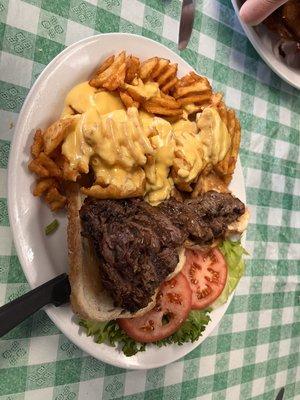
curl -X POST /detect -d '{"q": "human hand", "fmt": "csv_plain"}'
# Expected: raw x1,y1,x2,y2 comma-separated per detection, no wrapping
239,0,289,25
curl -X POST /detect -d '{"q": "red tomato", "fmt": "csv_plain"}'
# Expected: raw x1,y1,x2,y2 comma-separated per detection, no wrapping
118,273,192,343
182,248,227,310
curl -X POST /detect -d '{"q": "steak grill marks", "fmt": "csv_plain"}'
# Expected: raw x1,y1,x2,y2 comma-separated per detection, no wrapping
80,191,245,312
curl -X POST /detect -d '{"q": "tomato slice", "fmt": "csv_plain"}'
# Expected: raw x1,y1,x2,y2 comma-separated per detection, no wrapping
118,273,192,343
182,248,227,310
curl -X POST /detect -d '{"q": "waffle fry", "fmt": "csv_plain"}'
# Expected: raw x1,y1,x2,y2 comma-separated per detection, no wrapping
104,63,126,91
90,51,126,90
177,93,212,106
214,102,241,184
211,92,223,108
143,101,183,117
94,54,114,75
43,118,75,156
33,178,59,197
125,55,140,83
31,129,44,158
122,86,143,103
173,72,212,115
139,57,178,94
173,76,211,98
33,178,66,211
44,187,66,211
28,152,62,178
217,100,228,125
161,77,178,94
156,64,177,88
119,90,139,108
151,58,169,79
142,92,181,117
124,80,158,103
146,94,180,109
182,104,202,117
139,57,159,81
54,153,79,182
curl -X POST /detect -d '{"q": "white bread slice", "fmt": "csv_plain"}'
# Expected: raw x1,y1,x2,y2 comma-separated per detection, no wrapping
66,182,158,322
166,248,185,280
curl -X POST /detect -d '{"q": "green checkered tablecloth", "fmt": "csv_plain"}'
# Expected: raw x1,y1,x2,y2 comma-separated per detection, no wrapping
0,0,299,398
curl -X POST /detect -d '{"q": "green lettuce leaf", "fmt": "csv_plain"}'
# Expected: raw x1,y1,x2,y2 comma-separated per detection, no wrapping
211,240,248,309
79,319,146,357
155,310,210,347
79,309,210,357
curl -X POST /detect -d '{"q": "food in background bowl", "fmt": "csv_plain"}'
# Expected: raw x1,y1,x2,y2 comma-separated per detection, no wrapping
264,0,300,43
264,0,300,67
27,51,249,356
257,0,300,68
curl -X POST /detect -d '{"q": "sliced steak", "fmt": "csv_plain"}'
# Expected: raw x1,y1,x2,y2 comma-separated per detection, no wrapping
80,191,245,312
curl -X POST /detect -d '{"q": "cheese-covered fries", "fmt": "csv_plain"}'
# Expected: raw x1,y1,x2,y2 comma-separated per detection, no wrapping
28,51,242,211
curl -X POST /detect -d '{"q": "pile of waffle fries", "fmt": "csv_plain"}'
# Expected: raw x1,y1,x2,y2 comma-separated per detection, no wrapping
28,51,241,211
89,51,213,120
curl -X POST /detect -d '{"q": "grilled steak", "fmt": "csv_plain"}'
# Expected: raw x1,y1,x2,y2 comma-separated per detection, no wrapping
80,191,245,312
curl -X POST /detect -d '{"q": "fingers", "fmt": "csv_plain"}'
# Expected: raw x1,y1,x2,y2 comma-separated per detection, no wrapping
239,0,288,25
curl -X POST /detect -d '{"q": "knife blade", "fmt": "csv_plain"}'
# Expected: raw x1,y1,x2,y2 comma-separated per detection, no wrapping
178,0,195,50
0,273,70,337
275,388,285,400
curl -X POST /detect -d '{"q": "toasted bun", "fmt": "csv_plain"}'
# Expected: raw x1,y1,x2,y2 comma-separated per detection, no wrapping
66,183,157,322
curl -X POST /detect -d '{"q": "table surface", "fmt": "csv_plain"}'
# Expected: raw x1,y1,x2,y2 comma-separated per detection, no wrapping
0,0,299,399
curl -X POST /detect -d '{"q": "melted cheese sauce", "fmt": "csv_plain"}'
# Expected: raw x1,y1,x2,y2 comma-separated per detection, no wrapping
61,81,231,205
124,78,159,101
62,106,153,192
172,109,231,186
197,108,231,166
62,81,124,116
172,119,202,183
144,118,175,205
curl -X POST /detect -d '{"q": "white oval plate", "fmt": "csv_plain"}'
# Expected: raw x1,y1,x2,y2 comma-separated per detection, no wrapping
8,33,246,370
231,0,300,90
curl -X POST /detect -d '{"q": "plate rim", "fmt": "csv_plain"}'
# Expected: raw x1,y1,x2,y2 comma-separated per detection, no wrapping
230,0,300,90
8,32,246,369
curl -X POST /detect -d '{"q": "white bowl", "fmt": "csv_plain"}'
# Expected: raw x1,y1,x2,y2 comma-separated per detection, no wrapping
8,33,246,369
231,0,300,89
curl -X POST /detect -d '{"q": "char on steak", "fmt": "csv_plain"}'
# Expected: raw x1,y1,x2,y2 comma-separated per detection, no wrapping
80,191,245,312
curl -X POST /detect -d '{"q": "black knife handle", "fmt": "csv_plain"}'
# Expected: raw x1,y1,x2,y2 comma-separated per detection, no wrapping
0,273,70,337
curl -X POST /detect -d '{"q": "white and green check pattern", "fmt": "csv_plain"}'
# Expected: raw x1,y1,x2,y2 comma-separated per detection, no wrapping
0,0,299,399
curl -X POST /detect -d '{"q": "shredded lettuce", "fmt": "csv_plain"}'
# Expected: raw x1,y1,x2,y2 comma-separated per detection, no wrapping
79,309,210,357
212,239,248,309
